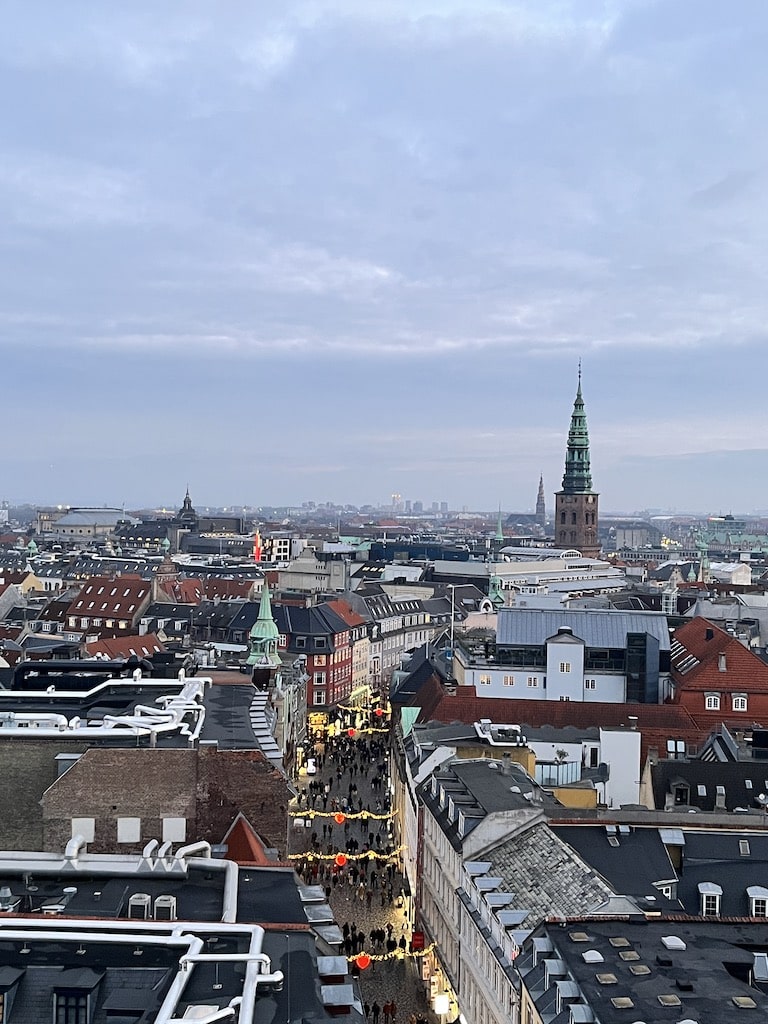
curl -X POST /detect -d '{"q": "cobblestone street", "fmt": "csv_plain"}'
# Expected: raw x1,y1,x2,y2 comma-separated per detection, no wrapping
289,725,437,1024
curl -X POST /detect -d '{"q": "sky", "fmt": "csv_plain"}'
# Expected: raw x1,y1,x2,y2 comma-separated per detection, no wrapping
2,0,768,515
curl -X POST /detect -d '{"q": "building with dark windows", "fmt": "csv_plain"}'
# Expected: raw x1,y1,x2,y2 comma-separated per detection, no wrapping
555,371,600,558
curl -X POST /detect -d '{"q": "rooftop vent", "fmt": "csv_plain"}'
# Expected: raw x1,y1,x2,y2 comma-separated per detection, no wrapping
661,935,686,951
128,893,151,920
154,895,177,921
658,993,682,1007
582,950,603,964
629,964,651,976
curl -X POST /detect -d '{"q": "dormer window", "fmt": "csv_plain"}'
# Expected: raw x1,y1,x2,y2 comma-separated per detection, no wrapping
705,693,720,710
733,694,748,712
748,886,768,917
698,881,722,917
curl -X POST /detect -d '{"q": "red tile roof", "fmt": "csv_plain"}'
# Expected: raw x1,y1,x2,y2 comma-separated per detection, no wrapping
84,633,165,660
324,599,366,628
67,575,151,619
671,617,768,693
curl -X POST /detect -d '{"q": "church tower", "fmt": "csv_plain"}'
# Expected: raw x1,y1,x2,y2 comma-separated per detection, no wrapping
535,476,546,527
554,369,600,558
246,584,282,690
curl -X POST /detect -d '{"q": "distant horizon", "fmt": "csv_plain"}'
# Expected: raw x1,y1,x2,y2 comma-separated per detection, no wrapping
7,495,768,524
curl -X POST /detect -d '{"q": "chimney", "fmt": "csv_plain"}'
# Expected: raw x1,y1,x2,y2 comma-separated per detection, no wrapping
500,752,513,776
628,716,638,730
705,628,714,641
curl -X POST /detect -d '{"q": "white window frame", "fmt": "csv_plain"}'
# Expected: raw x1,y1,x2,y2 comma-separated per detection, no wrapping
527,677,538,688
732,694,748,712
705,693,720,710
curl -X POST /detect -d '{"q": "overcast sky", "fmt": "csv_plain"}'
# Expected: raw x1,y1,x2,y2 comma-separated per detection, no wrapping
2,0,768,515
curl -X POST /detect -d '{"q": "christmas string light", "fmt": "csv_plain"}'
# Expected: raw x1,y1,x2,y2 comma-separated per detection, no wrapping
336,703,389,716
288,845,405,864
349,944,436,968
289,809,395,822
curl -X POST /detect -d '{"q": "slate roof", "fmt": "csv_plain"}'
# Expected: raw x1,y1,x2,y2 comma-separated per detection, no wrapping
486,821,618,926
496,607,671,650
552,825,679,909
651,759,768,812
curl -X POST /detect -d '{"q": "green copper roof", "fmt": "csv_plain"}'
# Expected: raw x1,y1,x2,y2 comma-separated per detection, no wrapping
561,373,593,493
249,585,280,643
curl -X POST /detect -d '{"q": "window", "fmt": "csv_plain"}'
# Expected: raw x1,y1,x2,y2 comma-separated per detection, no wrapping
559,662,571,673
503,675,515,686
314,672,326,686
55,992,87,1024
479,674,492,685
527,677,538,688
705,693,720,710
559,696,571,701
117,817,141,844
313,690,326,706
733,694,748,712
751,898,768,918
315,655,327,666
296,637,306,649
585,679,596,690
316,637,327,648
702,893,720,916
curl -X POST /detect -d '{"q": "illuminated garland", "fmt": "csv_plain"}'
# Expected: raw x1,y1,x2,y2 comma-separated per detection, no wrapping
337,703,389,716
289,845,405,864
350,944,436,969
289,809,395,822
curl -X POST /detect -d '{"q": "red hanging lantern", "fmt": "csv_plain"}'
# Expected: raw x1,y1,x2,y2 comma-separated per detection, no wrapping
334,852,347,867
375,708,384,718
356,953,371,970
347,727,356,738
334,812,346,825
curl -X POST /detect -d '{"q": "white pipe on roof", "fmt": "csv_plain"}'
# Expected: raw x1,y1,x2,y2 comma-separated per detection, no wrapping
65,834,87,861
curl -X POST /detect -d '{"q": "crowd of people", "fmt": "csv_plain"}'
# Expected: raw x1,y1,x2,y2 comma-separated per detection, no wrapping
291,718,433,1022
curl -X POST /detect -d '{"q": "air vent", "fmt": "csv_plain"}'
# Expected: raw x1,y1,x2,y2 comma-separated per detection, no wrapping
676,977,694,992
128,893,151,920
582,950,603,963
656,955,673,967
661,935,686,950
154,895,177,921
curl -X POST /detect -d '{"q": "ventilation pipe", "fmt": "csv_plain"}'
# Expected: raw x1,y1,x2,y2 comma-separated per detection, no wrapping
65,835,87,862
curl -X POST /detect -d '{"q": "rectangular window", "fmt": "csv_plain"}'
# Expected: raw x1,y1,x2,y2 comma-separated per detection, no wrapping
702,894,720,917
585,679,596,690
55,992,87,1024
479,674,491,685
503,675,515,686
296,637,306,649
313,690,326,706
527,677,538,687
559,662,571,673
314,672,326,686
752,898,768,918
705,694,721,710
733,695,748,711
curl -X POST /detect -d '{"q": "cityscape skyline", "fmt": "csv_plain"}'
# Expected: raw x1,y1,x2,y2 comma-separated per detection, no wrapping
2,2,768,509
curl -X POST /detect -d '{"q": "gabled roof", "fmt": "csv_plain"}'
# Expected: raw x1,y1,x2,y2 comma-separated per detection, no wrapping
84,633,165,660
671,617,768,692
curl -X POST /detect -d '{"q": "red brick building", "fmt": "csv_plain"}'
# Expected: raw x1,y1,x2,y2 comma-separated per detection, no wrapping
65,575,152,637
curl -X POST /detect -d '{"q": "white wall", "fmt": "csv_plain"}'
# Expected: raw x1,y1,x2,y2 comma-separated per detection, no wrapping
599,728,642,808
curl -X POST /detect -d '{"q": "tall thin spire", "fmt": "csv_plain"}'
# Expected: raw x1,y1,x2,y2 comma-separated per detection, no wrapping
495,505,504,543
535,475,546,524
561,369,593,493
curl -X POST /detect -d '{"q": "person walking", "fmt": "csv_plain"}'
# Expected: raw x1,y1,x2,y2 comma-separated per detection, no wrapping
372,1003,381,1024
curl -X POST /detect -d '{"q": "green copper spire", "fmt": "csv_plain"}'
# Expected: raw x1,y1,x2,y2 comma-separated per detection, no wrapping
561,365,593,493
246,584,281,667
495,505,504,543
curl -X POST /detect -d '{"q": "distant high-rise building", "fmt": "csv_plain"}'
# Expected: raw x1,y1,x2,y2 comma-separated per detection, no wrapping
405,499,412,513
431,502,439,512
535,475,546,527
413,501,423,513
554,369,600,558
440,502,448,513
